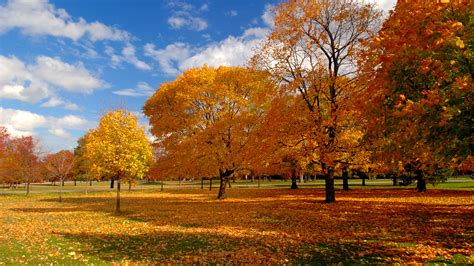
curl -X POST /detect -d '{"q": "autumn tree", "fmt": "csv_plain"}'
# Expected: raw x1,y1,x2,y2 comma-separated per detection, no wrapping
2,136,41,195
359,0,473,191
43,150,75,202
253,0,381,202
84,109,153,212
74,135,93,189
144,66,275,199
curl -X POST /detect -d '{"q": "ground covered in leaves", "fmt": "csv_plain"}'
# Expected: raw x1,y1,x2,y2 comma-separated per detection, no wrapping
0,188,472,264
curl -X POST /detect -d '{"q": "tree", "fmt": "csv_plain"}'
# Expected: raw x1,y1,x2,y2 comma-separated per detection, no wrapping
359,0,473,191
74,135,93,191
84,109,153,212
3,136,40,195
43,150,75,202
144,66,275,199
252,0,381,202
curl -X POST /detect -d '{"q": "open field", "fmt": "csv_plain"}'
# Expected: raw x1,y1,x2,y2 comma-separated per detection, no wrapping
0,187,472,264
1,177,473,194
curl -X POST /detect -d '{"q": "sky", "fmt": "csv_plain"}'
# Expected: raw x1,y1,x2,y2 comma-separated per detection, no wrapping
0,0,396,153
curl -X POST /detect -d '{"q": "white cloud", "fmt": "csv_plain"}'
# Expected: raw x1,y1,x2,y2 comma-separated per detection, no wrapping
144,27,269,75
166,0,208,31
105,44,151,71
144,42,194,75
0,54,104,103
370,0,396,12
261,4,275,27
168,14,208,31
226,10,238,17
0,0,129,42
41,97,79,110
113,82,155,97
0,107,90,141
31,56,103,93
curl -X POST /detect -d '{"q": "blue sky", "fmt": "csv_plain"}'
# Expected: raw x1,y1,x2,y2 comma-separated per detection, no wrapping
0,0,395,153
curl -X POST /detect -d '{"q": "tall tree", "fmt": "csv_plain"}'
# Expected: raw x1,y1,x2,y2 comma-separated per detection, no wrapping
43,150,75,202
252,0,381,202
359,0,473,191
84,109,153,212
144,66,275,199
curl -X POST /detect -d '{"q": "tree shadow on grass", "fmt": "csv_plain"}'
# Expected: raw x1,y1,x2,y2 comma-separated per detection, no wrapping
57,231,264,264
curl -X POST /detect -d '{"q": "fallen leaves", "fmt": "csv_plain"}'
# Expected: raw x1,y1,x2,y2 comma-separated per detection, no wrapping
0,188,472,264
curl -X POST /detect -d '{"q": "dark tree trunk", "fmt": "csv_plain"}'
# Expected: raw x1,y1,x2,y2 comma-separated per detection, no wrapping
74,180,77,186
258,176,260,188
110,179,114,189
116,179,121,213
26,179,30,196
59,177,63,202
342,168,349,191
291,168,298,189
325,177,336,203
201,178,204,189
393,175,397,186
324,165,335,203
228,179,231,188
362,176,366,186
209,178,213,191
128,182,131,192
416,170,426,192
89,180,92,186
217,170,233,199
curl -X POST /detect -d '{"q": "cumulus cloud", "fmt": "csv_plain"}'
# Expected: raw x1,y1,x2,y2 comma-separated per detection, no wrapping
0,0,129,42
226,10,238,17
261,4,275,27
144,42,194,75
105,44,151,71
113,82,155,97
0,107,88,140
0,55,104,103
144,27,269,75
41,97,79,110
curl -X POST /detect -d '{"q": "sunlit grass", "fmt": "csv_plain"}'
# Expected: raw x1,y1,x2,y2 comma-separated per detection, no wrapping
0,188,472,264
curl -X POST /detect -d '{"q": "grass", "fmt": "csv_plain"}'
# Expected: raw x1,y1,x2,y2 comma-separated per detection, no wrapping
0,187,472,264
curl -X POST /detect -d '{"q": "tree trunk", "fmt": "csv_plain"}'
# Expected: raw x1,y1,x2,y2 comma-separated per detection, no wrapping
291,168,298,189
324,165,335,203
299,171,303,183
393,175,398,186
209,178,212,191
110,179,114,189
228,178,232,188
128,182,131,192
416,170,426,192
217,174,231,200
362,175,366,186
325,177,336,203
26,177,30,196
116,179,121,213
89,180,92,186
74,180,77,186
201,178,204,189
251,176,254,182
342,168,349,191
258,176,260,188
59,176,63,202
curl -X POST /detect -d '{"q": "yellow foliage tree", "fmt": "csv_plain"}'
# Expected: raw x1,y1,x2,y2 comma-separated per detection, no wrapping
85,109,153,212
144,66,275,199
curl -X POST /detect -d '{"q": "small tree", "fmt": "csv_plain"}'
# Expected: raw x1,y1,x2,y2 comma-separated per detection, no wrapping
44,150,75,202
85,109,153,212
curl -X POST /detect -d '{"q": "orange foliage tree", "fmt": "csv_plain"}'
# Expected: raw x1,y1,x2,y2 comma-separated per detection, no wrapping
252,0,381,202
359,0,473,191
144,66,275,199
43,150,75,202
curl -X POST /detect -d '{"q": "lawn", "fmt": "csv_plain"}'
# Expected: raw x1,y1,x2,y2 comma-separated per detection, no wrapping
0,187,472,264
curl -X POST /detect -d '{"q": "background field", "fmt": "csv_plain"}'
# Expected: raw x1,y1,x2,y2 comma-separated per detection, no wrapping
0,184,472,264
